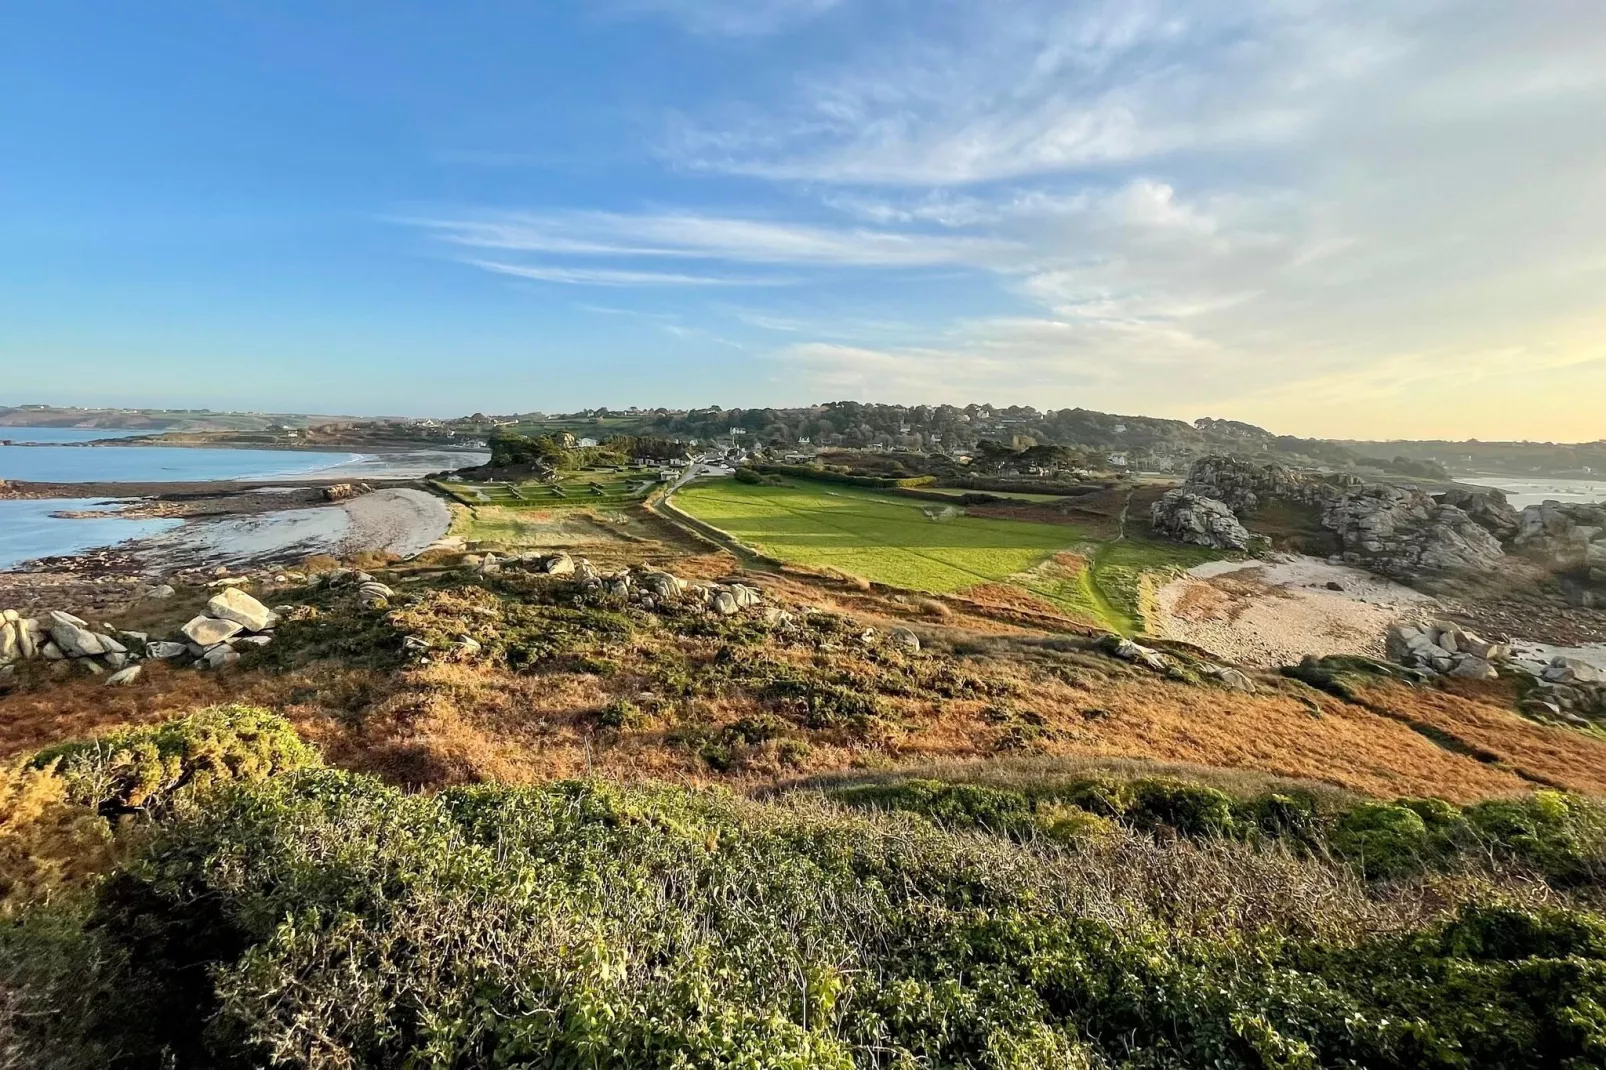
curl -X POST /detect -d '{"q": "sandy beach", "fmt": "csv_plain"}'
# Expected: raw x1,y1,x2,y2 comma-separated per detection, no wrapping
1149,554,1438,667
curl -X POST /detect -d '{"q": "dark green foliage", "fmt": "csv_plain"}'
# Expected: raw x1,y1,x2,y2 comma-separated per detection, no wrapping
751,462,937,489
1125,778,1236,837
1466,791,1606,887
30,705,318,815
827,775,1606,891
12,771,1606,1069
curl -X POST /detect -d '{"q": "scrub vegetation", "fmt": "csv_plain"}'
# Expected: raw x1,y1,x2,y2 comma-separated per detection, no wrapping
3,708,1605,1069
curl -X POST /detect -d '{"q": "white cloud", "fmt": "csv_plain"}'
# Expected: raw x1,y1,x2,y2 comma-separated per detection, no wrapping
612,0,843,37
415,210,1023,269
466,260,781,287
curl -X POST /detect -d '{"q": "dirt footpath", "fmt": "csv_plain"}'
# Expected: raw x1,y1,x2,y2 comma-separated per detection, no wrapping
1149,555,1437,668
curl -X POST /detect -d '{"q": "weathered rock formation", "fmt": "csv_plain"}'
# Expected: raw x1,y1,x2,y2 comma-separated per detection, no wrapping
1323,486,1505,578
0,586,276,684
1149,489,1251,550
1160,456,1515,581
1385,620,1509,680
1512,501,1606,605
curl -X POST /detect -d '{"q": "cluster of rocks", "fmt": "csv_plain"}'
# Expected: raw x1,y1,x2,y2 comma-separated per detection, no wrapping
1385,620,1509,680
0,609,147,685
0,586,281,685
1155,456,1518,579
173,587,281,670
1096,633,1255,692
1513,501,1606,606
1181,456,1326,515
1524,657,1606,727
1321,484,1506,578
1149,490,1252,550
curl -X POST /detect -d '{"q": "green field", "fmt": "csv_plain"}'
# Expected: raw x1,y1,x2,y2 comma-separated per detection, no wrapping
436,469,658,509
675,479,1225,633
914,487,1076,503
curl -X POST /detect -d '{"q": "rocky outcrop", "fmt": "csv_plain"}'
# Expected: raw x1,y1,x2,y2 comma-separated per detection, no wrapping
1511,501,1606,605
1325,487,1505,579
1180,456,1329,515
0,585,277,684
1150,490,1252,550
1166,456,1511,580
1385,620,1509,679
1436,487,1521,541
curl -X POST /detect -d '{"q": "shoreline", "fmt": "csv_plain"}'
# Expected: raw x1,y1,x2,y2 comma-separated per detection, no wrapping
0,485,454,616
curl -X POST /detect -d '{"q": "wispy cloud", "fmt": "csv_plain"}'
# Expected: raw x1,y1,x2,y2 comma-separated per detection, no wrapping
611,0,843,37
416,210,1022,268
467,260,781,287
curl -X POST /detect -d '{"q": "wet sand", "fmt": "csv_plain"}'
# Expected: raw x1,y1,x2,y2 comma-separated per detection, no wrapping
126,488,452,570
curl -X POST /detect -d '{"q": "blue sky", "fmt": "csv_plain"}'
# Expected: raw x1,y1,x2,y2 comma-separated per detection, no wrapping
3,1,1604,439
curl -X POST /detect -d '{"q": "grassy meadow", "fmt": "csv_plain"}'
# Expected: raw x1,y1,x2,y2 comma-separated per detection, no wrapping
674,478,1222,632
436,468,658,509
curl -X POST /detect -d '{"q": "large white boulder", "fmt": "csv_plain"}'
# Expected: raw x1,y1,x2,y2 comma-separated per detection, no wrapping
45,611,108,658
182,615,245,647
206,588,275,632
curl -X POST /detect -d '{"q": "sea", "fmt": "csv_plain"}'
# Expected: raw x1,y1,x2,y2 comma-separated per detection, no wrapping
1460,476,1606,510
0,427,365,570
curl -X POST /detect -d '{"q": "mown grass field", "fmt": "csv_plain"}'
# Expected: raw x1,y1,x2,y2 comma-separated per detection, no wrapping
676,479,1082,589
436,468,658,509
675,479,1225,632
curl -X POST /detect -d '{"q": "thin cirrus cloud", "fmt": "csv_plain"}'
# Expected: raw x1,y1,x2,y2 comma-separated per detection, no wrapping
609,0,844,37
412,0,1606,436
465,260,786,287
413,209,1026,287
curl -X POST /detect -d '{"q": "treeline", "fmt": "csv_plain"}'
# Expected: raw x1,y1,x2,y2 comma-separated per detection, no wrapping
747,463,937,489
487,432,686,471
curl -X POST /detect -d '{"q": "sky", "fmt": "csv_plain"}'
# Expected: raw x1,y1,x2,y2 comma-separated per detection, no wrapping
2,0,1604,440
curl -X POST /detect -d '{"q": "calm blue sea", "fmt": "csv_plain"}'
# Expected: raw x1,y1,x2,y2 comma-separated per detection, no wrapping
0,498,183,570
0,427,362,569
0,428,363,483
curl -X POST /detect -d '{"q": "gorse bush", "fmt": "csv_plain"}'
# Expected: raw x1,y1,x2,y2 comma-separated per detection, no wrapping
5,713,1606,1069
7,771,1604,1069
824,775,1606,889
29,704,319,815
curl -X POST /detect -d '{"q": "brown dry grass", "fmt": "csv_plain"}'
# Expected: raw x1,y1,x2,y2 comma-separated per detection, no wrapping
1353,678,1606,795
0,640,1576,803
6,516,1606,805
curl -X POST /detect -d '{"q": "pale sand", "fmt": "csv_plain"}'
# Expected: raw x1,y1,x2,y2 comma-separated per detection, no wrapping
132,488,451,569
1149,554,1437,668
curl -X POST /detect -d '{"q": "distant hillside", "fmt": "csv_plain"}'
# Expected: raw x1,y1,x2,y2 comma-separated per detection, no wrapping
0,405,373,432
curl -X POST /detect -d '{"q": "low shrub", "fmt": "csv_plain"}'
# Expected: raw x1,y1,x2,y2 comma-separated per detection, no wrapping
30,705,318,816
9,771,1606,1069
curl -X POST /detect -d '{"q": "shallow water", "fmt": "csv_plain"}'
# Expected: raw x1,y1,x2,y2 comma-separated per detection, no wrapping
0,427,147,444
1463,475,1606,509
0,499,182,570
0,433,362,484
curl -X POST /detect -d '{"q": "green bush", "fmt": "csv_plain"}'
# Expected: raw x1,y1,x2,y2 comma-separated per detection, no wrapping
1125,778,1236,837
30,706,318,815
1466,791,1606,886
1331,802,1441,878
12,773,1606,1069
